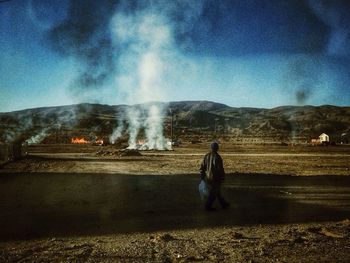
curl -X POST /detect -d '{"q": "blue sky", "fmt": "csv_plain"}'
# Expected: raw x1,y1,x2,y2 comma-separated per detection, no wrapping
1,0,350,112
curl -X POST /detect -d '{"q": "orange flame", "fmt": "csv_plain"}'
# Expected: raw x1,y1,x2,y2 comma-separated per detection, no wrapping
95,139,104,145
71,137,89,144
137,139,145,145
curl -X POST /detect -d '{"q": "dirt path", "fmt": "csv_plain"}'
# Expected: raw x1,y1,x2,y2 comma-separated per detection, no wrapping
0,173,350,262
1,173,349,239
1,144,350,262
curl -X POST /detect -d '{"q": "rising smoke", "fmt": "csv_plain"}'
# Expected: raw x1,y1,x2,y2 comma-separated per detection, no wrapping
0,105,80,144
284,57,319,105
108,1,215,149
42,0,212,150
47,0,118,94
109,6,175,149
103,0,206,149
3,0,209,147
45,0,208,94
26,127,51,144
308,0,350,57
17,0,349,146
109,108,125,145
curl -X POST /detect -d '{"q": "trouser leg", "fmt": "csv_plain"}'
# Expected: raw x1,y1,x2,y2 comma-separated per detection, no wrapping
205,188,216,209
205,183,229,210
217,186,229,208
218,191,228,207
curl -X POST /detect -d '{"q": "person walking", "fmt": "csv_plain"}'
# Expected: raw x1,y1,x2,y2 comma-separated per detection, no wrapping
200,142,229,211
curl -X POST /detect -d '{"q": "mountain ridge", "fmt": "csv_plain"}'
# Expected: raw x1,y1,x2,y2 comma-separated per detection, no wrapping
1,101,349,144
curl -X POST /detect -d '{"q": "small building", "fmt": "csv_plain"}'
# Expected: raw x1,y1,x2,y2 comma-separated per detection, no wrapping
310,133,330,145
319,133,329,143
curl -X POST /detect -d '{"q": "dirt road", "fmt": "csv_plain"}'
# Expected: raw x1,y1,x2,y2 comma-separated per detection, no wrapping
1,173,350,240
1,144,350,262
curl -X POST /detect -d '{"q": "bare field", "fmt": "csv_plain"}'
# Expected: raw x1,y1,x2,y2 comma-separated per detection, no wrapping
1,143,350,262
2,143,350,176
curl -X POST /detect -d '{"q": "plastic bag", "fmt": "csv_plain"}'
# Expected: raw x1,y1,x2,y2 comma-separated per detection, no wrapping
198,180,210,201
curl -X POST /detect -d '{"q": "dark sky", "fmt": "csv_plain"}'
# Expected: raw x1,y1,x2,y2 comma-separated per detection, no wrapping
1,0,349,111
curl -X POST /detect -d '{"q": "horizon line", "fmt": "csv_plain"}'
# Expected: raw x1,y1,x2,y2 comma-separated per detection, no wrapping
1,100,349,114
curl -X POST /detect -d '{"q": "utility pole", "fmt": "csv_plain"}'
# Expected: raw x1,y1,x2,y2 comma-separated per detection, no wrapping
169,108,173,145
214,118,219,134
225,118,229,134
171,112,173,145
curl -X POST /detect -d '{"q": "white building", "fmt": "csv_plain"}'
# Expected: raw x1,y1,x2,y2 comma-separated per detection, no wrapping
319,133,329,143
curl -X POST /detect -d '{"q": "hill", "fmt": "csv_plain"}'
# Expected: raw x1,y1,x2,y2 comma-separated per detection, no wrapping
1,101,349,144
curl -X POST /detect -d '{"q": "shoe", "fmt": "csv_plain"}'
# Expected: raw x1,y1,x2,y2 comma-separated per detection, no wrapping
205,207,216,212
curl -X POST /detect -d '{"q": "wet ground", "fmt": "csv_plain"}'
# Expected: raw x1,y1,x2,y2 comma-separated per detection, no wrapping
1,173,350,240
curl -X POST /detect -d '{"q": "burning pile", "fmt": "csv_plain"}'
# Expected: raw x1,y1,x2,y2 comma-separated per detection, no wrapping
71,137,104,145
71,137,89,144
109,105,172,151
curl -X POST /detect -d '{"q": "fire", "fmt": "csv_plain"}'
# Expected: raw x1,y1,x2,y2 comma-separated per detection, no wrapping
95,139,104,145
137,139,145,146
71,137,89,144
71,137,104,145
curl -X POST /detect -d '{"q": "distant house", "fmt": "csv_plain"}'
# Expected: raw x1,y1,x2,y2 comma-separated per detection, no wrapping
319,133,329,143
310,133,330,145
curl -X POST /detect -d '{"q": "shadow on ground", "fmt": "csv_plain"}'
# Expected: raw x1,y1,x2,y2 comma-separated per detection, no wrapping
0,173,350,241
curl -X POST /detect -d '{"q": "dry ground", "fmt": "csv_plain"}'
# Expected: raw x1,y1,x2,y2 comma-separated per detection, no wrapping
2,143,350,175
1,143,350,262
1,222,350,262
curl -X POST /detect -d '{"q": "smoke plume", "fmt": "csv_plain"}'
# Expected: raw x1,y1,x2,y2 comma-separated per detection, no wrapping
308,0,350,57
106,1,207,149
43,0,210,149
26,127,50,144
283,56,321,105
47,0,119,94
109,110,125,144
111,7,169,149
45,0,208,94
0,105,80,144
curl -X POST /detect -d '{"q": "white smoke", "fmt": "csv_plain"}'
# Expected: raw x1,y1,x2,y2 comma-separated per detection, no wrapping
144,104,167,150
126,107,142,149
109,8,174,150
26,128,50,145
107,1,212,150
3,131,17,144
109,109,125,144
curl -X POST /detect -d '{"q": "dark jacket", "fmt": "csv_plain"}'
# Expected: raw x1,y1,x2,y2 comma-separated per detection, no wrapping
200,152,225,184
